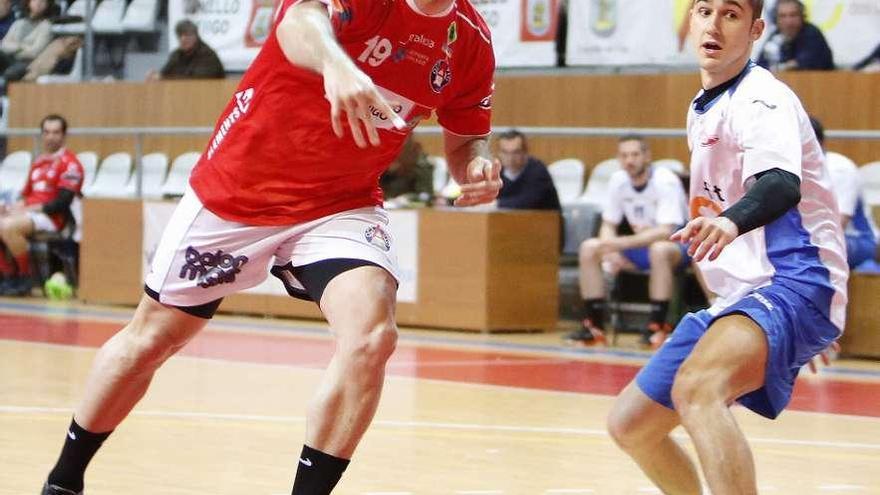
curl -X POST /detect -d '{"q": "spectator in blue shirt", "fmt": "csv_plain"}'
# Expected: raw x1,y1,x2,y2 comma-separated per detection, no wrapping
757,0,834,71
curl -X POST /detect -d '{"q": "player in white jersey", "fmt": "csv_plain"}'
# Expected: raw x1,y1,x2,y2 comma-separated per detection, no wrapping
810,116,878,270
567,135,689,348
606,1,848,494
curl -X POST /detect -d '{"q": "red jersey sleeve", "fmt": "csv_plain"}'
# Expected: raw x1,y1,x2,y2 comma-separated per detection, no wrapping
56,153,85,193
436,37,494,136
20,164,34,198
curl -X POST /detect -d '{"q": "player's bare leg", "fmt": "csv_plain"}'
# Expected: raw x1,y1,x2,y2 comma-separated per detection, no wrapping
43,296,209,493
671,314,768,495
578,238,606,300
0,212,34,255
608,382,702,495
292,265,397,494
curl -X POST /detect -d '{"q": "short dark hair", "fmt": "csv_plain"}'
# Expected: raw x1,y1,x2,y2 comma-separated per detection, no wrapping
809,116,825,145
692,0,764,20
775,0,805,20
618,134,649,152
40,114,67,134
497,129,528,150
175,19,199,37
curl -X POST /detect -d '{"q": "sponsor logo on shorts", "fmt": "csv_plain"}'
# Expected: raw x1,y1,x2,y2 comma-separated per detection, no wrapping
179,246,250,289
749,292,775,311
364,224,391,252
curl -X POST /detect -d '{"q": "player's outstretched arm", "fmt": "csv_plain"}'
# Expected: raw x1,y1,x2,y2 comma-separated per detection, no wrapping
443,132,502,207
276,1,404,147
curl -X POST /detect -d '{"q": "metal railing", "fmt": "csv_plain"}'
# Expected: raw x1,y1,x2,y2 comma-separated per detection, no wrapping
4,125,879,196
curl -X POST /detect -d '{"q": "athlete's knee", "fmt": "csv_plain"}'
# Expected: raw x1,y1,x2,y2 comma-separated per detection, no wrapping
670,365,726,415
579,238,602,262
340,321,398,370
649,241,678,265
111,305,198,372
606,409,642,452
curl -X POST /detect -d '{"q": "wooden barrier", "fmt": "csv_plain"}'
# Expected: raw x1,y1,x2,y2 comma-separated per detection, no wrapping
841,273,880,359
8,71,879,170
79,199,560,332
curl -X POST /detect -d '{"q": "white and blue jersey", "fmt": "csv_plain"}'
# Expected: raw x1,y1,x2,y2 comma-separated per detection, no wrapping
684,63,848,332
636,63,849,419
826,151,879,268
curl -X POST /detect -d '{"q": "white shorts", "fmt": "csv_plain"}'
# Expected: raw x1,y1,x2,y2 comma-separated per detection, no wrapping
29,211,59,234
144,188,400,308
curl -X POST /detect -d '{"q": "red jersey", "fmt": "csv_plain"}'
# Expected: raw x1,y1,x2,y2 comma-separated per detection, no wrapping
21,148,84,229
190,0,495,226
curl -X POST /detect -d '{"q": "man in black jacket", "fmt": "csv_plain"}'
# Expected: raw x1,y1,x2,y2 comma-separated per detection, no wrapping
757,0,834,71
147,19,225,80
496,129,561,211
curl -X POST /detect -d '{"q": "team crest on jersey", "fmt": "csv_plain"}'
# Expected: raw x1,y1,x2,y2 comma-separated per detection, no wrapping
365,224,392,251
430,59,452,93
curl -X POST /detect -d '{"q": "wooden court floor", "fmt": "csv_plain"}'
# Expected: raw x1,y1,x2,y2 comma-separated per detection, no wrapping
1,298,879,494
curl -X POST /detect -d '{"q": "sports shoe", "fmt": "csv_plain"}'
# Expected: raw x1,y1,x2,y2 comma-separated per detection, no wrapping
645,322,673,350
564,319,607,347
0,276,33,296
41,483,82,495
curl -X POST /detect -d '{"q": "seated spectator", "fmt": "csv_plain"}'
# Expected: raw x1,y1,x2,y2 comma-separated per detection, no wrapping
380,134,434,206
566,135,689,349
0,0,53,82
495,129,561,211
757,0,834,71
0,114,84,296
854,42,880,72
147,20,225,81
810,117,878,271
0,0,15,41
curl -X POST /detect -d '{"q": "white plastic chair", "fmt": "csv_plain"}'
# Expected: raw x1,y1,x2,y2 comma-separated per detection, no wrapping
125,152,168,199
428,155,448,193
84,152,132,198
860,161,880,206
548,158,586,204
122,0,159,32
654,158,685,175
161,152,201,197
0,151,34,199
52,0,86,35
76,151,98,188
580,158,621,207
91,0,126,34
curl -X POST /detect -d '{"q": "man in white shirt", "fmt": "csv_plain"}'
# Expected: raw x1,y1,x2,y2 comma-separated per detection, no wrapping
566,135,689,349
606,2,848,494
810,117,878,270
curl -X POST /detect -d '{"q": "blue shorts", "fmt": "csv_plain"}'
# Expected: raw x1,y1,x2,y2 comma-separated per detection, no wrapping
635,284,839,419
846,232,877,269
622,244,691,271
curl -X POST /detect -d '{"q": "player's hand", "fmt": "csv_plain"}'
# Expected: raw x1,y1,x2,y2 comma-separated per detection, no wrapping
455,157,502,207
322,59,406,148
807,341,840,374
672,216,739,262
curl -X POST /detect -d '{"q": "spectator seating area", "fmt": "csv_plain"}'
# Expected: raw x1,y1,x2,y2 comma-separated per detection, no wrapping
0,149,200,201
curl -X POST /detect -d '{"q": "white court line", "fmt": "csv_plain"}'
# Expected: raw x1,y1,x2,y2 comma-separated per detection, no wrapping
3,404,880,452
545,489,596,494
362,492,414,495
455,491,503,495
818,485,867,492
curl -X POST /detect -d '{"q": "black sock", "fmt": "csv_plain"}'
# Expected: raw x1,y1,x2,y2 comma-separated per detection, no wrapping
46,419,113,492
291,445,350,495
649,300,670,327
581,298,606,328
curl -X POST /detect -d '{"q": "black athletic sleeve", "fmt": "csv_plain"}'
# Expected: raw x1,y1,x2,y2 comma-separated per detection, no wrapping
41,189,75,215
720,168,801,235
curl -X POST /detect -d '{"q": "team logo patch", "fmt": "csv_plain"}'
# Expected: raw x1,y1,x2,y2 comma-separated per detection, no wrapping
365,224,392,252
700,135,720,147
179,246,250,289
430,59,452,93
751,99,777,110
